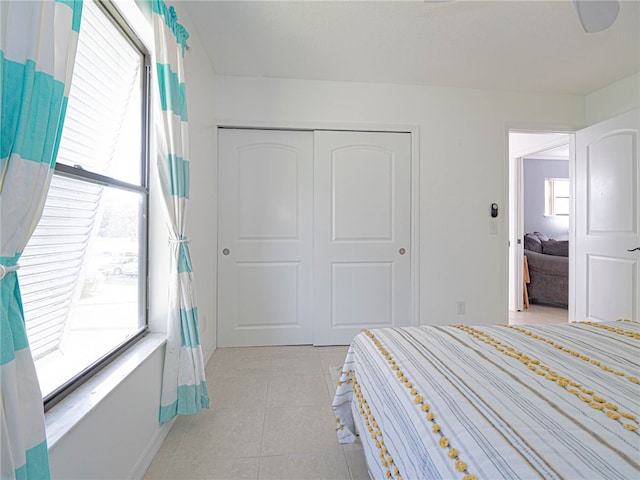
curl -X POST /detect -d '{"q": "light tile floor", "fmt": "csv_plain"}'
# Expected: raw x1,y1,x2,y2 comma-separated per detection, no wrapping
145,305,567,480
144,345,368,480
509,303,568,325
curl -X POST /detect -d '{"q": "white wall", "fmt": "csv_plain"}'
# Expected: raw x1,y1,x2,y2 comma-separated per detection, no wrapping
48,344,167,479
213,76,585,325
585,72,640,125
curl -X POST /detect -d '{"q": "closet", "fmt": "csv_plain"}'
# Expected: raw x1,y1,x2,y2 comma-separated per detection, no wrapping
217,128,411,346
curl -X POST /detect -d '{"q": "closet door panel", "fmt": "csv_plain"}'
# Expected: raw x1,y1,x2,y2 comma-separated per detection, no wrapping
314,131,412,345
217,129,314,347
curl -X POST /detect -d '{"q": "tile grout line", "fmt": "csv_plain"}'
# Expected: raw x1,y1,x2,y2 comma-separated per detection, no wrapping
257,355,275,480
146,345,360,480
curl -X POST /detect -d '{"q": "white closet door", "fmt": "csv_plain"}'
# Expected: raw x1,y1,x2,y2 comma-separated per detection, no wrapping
217,129,314,347
313,131,412,345
574,108,639,322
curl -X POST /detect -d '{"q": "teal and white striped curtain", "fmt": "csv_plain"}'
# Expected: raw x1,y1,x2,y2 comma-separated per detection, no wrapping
151,0,209,423
0,1,83,478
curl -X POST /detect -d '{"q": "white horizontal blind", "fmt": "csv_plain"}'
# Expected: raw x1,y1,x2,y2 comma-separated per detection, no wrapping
21,177,103,359
20,0,144,362
56,0,142,183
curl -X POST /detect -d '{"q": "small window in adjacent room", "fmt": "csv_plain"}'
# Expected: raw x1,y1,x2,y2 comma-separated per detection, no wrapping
19,0,150,408
544,178,570,216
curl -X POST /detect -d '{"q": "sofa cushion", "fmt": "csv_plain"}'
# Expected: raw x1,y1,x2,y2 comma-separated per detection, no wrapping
524,234,543,253
525,250,568,276
525,250,568,307
542,240,569,257
534,231,550,242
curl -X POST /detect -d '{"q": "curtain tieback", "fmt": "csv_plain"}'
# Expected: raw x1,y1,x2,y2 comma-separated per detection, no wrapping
169,238,190,244
0,264,20,280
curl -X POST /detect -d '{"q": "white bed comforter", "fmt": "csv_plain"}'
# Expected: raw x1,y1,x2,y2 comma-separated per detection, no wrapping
332,321,640,480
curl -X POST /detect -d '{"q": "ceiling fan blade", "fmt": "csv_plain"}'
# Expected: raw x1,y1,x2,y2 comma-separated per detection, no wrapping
573,0,620,33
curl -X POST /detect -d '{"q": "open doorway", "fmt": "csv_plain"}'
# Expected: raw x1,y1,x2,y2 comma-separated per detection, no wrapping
508,131,571,325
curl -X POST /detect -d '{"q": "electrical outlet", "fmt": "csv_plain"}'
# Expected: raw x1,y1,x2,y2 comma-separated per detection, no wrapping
456,301,466,315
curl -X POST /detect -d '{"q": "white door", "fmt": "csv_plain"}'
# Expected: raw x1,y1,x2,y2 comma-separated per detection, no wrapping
574,108,640,322
217,129,314,346
313,131,412,345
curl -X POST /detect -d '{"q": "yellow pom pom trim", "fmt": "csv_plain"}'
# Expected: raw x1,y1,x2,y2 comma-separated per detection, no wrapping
365,328,484,480
458,324,639,434
606,411,621,420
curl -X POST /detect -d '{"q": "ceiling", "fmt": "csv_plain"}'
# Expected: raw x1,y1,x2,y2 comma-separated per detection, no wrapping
182,0,640,96
510,132,570,159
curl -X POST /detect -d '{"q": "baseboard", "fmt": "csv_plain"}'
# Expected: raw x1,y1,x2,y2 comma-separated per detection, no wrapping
130,417,175,480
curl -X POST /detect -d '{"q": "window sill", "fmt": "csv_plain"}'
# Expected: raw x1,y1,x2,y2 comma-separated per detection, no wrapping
45,333,166,449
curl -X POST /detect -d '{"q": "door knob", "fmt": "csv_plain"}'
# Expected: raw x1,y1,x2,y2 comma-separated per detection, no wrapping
222,248,230,255
628,247,640,252
399,248,406,255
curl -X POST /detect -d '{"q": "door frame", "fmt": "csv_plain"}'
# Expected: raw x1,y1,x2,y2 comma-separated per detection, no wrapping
214,119,421,346
507,128,574,318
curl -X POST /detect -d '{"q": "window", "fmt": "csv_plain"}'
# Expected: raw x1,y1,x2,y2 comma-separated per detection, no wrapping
19,0,149,407
544,178,570,217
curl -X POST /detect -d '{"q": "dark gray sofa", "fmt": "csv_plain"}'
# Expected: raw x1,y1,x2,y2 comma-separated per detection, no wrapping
524,232,568,308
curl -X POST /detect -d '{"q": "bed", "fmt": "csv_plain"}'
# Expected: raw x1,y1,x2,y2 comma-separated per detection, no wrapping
332,321,639,480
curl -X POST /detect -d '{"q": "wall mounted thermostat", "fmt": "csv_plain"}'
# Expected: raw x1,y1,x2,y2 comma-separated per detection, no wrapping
491,203,498,218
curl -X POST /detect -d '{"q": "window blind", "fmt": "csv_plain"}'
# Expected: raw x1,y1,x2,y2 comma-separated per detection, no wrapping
21,176,102,359
20,0,143,361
